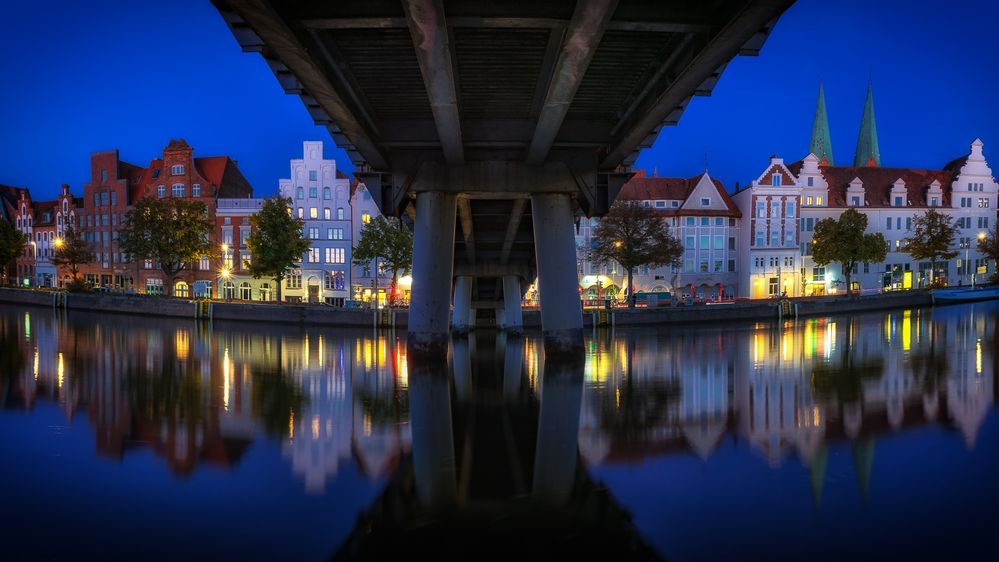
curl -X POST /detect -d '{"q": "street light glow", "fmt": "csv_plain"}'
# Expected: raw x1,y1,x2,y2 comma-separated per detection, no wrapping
53,238,64,249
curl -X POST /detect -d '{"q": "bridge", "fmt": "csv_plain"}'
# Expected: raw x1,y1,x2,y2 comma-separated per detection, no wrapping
212,0,795,352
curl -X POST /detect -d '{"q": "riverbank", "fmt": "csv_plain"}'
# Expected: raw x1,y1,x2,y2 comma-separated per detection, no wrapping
0,287,939,329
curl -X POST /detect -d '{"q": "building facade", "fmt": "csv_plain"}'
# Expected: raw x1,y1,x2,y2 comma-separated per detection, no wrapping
576,171,742,301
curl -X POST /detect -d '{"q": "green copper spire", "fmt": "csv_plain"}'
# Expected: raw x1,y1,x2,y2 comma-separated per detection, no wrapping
853,82,881,167
809,82,834,165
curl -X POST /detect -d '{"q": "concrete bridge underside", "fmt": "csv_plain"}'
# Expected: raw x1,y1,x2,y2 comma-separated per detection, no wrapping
213,0,794,351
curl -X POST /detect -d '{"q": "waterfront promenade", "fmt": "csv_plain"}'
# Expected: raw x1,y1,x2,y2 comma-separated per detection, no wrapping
0,286,935,329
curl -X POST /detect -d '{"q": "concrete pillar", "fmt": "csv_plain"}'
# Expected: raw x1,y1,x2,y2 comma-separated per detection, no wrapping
409,191,457,354
452,275,473,333
532,351,584,505
499,275,524,333
530,193,583,350
409,356,457,511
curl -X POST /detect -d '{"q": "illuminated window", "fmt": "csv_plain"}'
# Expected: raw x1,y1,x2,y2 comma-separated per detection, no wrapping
362,213,371,224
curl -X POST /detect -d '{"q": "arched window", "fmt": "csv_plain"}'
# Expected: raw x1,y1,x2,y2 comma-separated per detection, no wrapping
174,281,189,298
62,200,68,212
239,282,252,300
171,164,185,175
296,187,304,199
222,281,235,300
323,187,331,200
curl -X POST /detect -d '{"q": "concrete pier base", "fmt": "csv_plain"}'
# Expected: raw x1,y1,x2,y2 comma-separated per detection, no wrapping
409,191,457,354
531,193,583,352
498,275,524,333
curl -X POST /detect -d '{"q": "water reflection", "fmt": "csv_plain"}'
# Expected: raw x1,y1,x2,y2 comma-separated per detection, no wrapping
1,302,997,560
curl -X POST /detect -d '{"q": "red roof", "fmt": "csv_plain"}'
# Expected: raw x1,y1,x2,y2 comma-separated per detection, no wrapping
32,201,58,226
617,173,742,218
820,165,955,208
0,184,25,222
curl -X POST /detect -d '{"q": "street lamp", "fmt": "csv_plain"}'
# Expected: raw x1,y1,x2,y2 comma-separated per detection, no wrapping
54,237,64,250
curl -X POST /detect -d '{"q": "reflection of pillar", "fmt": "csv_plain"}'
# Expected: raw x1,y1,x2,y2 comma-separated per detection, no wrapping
409,191,457,353
409,356,457,510
452,336,473,403
532,350,584,505
501,333,524,400
531,193,583,351
499,275,524,333
452,275,473,333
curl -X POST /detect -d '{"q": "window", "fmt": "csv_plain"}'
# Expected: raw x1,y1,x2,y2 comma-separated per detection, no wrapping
700,217,709,226
851,196,860,206
806,196,813,205
713,235,723,249
330,228,344,240
309,187,318,198
771,173,781,186
324,207,331,220
785,201,795,217
979,198,990,208
699,260,709,273
296,187,304,199
930,197,939,207
816,196,823,206
655,201,666,208
101,170,108,182
297,207,304,219
671,201,679,208
304,248,319,263
309,170,317,181
192,184,201,197
240,229,250,247
728,259,736,272
337,207,344,220
199,256,210,271
756,201,766,218
685,235,695,248
145,278,163,295
715,218,724,226
172,184,185,197
894,196,903,207
714,260,723,272
784,229,794,245
323,187,331,200
755,231,765,247
309,207,318,219
362,213,371,224
157,185,166,198
326,247,345,264
700,235,710,249
325,270,345,290
812,267,825,281
770,201,780,217
906,217,912,230
886,217,892,230
94,193,100,207
171,165,184,175
770,230,780,246
807,177,814,187
308,227,319,240
701,197,710,206
729,237,735,250
686,217,695,226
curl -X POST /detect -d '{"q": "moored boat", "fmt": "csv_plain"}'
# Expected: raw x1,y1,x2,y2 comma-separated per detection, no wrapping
931,286,999,304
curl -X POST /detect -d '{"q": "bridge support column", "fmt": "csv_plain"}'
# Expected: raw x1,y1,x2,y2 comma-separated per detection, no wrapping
530,193,583,351
409,191,457,354
498,275,524,333
452,275,473,333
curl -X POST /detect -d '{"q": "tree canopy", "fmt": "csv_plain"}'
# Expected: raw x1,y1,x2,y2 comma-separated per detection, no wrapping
906,208,957,286
247,197,309,301
52,226,92,280
812,208,887,295
591,201,684,307
0,219,28,284
352,216,413,305
119,197,214,296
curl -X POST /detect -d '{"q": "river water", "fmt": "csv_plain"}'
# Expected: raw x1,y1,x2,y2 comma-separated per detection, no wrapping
1,302,997,561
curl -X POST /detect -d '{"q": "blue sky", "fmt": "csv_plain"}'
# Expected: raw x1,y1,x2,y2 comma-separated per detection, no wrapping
1,0,997,199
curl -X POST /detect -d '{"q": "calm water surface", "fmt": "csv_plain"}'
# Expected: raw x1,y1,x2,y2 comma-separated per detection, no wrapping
1,302,998,561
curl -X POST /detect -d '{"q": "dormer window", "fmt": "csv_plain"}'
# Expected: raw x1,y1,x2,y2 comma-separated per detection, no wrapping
700,198,710,206
771,173,780,186
930,197,938,207
851,196,861,206
807,177,814,187
671,201,679,208
655,201,665,208
894,196,903,207
171,165,184,175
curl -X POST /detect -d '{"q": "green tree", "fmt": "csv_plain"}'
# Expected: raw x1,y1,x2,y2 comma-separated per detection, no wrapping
906,209,957,287
352,216,413,307
120,198,214,297
0,220,28,286
52,226,92,281
591,201,684,308
247,197,309,302
979,226,999,284
812,209,887,296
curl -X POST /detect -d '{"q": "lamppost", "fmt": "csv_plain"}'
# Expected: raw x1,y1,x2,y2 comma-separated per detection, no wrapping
220,243,231,300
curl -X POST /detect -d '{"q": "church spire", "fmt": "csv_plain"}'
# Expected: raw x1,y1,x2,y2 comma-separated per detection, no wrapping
809,82,834,165
853,82,881,167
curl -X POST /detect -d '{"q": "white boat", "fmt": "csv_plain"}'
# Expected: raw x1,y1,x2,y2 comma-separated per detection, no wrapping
931,286,999,304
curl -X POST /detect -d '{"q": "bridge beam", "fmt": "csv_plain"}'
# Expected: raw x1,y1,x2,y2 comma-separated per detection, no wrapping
526,0,619,165
409,191,457,354
403,0,464,166
531,193,583,351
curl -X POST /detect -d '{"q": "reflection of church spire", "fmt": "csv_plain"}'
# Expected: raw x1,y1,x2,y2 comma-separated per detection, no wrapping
810,82,834,165
852,437,875,503
853,82,881,167
809,446,829,509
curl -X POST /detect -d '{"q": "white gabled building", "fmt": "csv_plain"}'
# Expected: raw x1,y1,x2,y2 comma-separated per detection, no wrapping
735,139,997,298
279,141,354,304
577,170,742,301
